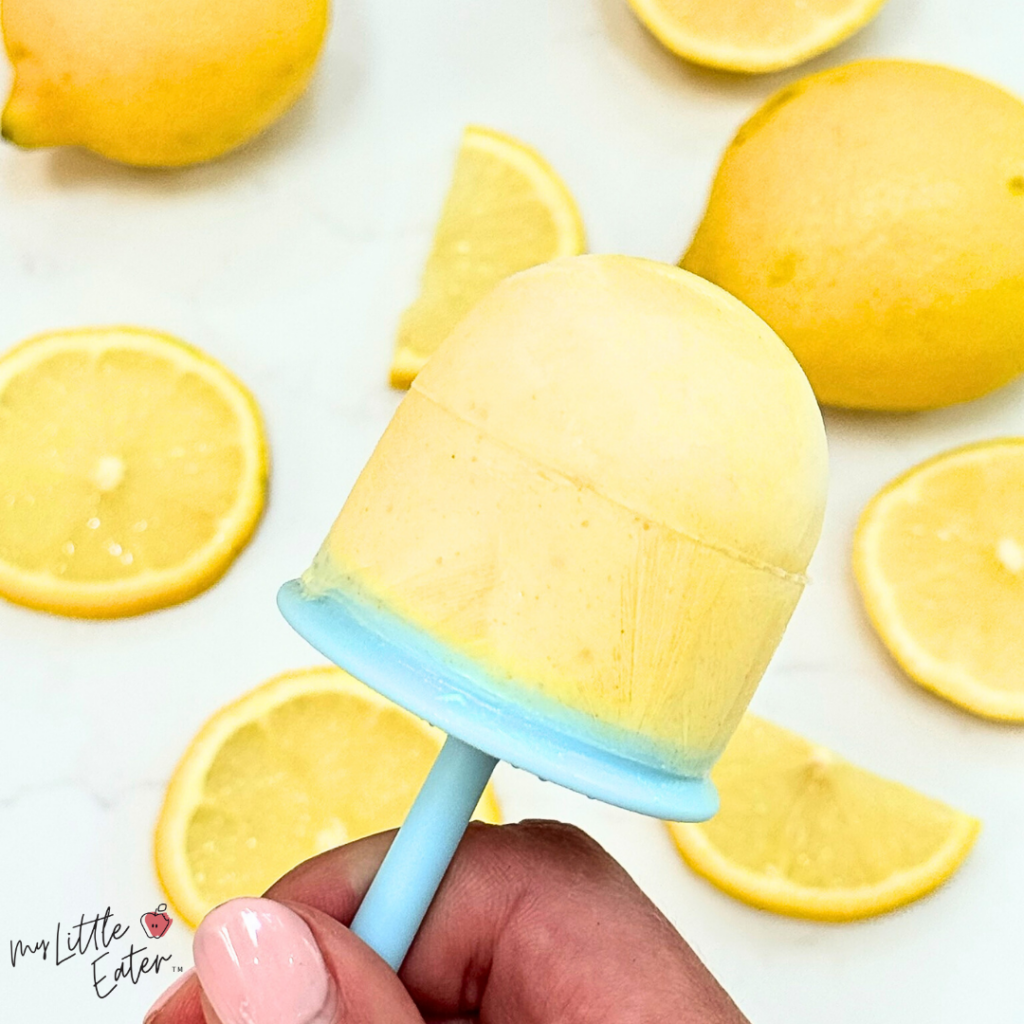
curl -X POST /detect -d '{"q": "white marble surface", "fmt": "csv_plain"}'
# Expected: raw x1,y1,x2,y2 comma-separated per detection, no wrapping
2,0,1023,1019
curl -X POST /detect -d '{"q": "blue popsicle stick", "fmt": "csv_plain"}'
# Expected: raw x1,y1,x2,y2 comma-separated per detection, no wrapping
349,735,498,970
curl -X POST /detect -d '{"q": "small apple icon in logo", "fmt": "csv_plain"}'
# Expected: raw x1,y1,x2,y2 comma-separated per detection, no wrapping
141,903,173,939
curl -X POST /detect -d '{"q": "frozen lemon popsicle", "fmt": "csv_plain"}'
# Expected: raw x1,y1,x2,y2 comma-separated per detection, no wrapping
279,255,827,967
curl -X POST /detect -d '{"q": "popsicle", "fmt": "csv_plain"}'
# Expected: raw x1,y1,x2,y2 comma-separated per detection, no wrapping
279,255,828,967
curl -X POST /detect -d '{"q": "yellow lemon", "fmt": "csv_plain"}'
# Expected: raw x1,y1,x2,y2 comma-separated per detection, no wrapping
668,715,980,921
854,439,1024,721
627,0,888,74
0,327,267,617
682,60,1024,410
391,126,585,389
155,666,502,926
1,0,329,166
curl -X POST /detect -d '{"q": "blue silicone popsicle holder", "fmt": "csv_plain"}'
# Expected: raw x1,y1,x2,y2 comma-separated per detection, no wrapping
277,578,718,969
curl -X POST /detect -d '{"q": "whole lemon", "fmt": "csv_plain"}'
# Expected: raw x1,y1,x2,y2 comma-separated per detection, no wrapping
682,60,1024,411
1,0,329,167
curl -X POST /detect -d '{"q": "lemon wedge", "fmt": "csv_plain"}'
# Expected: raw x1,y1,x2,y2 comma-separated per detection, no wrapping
854,439,1024,721
0,327,267,618
156,666,502,927
668,715,979,920
391,125,585,388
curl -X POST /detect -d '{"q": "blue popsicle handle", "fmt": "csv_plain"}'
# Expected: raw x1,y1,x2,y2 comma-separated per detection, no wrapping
349,734,499,970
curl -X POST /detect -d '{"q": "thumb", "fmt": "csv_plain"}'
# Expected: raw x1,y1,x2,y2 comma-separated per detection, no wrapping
191,897,424,1024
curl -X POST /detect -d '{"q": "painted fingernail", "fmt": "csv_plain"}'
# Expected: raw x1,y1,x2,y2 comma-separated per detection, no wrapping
143,968,194,1022
193,898,337,1024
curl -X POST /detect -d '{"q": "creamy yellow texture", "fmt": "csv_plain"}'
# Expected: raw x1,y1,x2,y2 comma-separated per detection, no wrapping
307,256,827,773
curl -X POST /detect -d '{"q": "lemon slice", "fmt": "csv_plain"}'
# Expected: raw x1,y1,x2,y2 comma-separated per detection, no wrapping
854,439,1024,720
668,716,979,921
627,0,889,73
391,125,585,388
155,666,502,926
0,327,267,618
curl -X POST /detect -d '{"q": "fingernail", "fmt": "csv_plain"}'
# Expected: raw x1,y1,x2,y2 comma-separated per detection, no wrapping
144,968,194,1022
194,898,337,1024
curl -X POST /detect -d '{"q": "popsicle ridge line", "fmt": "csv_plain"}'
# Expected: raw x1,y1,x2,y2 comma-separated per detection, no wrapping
410,382,810,586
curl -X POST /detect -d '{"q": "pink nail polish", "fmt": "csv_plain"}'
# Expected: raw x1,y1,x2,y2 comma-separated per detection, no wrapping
194,898,337,1024
143,968,194,1022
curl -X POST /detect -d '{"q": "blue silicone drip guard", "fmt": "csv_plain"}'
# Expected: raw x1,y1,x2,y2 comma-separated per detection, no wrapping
277,579,718,823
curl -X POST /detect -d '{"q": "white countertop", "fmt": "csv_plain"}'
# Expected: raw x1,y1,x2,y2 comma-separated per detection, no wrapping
2,0,1023,1019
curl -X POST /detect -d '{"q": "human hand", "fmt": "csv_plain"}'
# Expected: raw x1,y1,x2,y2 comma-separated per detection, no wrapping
144,820,748,1024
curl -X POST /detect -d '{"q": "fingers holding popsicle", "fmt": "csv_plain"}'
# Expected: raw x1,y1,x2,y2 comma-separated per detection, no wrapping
146,895,421,1024
146,821,748,1024
203,899,419,1024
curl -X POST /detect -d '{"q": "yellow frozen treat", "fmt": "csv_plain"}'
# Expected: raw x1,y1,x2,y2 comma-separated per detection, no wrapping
303,256,828,777
281,254,827,968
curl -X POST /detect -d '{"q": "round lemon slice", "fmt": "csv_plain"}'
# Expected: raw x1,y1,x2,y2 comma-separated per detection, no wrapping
0,326,267,617
391,125,586,388
626,0,889,74
668,715,979,921
156,666,502,927
854,439,1024,720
